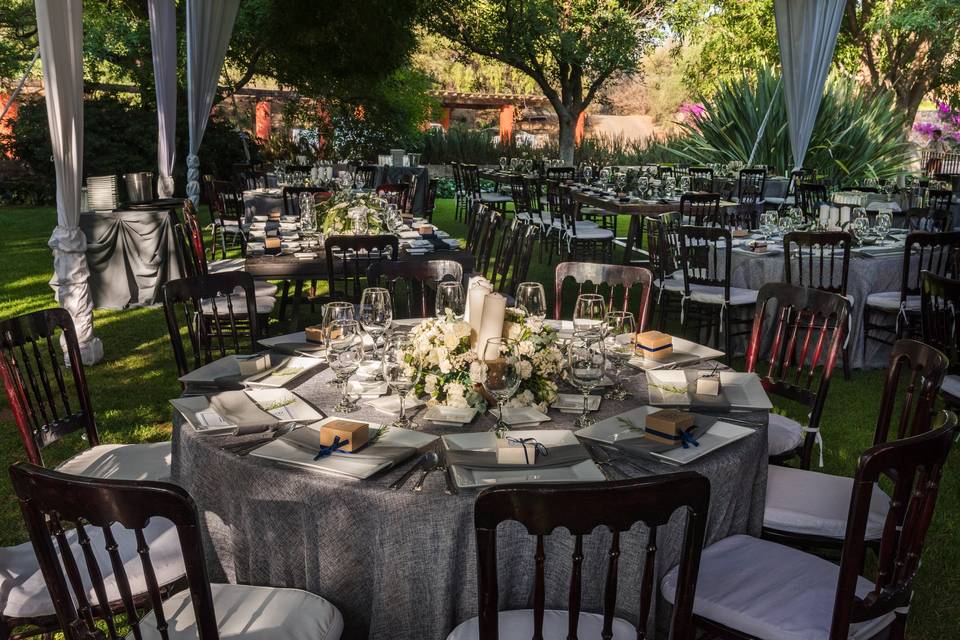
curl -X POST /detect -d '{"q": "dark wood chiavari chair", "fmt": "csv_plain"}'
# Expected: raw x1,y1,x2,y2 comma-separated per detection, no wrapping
646,213,684,330
558,185,614,262
367,260,464,319
921,270,960,408
489,220,538,297
445,474,709,640
324,235,399,303
553,262,654,331
679,192,721,226
423,178,439,222
679,225,757,360
657,165,674,180
464,202,488,255
161,272,264,379
864,231,960,349
906,189,953,233
451,163,468,221
508,175,534,224
795,182,828,220
763,338,947,551
473,206,506,277
737,168,766,205
9,463,343,640
688,166,713,192
463,163,512,212
666,412,957,640
281,186,331,218
209,180,246,260
376,183,412,214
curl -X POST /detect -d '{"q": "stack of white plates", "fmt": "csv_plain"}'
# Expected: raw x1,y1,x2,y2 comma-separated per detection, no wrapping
86,175,118,211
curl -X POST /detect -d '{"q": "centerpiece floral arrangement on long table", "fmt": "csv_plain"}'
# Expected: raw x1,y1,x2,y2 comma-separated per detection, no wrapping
407,277,563,412
314,192,387,236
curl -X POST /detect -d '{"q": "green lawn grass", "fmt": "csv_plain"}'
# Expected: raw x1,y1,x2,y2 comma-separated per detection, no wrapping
0,200,957,639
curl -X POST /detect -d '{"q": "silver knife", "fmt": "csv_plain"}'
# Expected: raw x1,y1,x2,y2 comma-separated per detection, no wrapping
389,454,426,490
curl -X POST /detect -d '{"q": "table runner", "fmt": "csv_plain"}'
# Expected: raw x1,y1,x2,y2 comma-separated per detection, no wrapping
173,363,767,639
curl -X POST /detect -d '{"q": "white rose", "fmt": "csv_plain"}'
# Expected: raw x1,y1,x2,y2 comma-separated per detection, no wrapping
517,340,535,357
518,360,533,379
469,361,487,384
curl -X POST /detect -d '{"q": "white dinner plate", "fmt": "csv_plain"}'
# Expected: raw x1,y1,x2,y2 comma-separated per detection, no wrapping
422,405,479,425
487,406,551,426
552,393,602,413
648,421,756,465
628,336,724,371
171,388,323,436
178,353,298,388
645,370,772,411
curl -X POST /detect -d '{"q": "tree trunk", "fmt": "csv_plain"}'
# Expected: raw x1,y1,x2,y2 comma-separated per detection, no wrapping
894,80,928,132
557,110,575,165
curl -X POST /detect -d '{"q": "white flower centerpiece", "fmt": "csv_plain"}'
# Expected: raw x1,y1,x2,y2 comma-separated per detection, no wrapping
316,192,387,236
407,308,563,412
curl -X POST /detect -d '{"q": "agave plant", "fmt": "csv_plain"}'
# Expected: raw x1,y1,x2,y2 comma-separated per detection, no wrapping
665,66,912,184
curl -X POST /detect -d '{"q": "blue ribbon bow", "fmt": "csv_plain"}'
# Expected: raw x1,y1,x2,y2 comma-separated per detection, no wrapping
679,429,700,449
506,437,548,464
314,436,350,460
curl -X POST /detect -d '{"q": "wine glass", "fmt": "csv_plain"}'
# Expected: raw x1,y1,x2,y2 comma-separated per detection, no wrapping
679,175,691,193
567,331,606,428
381,335,421,429
875,211,892,245
515,282,547,321
759,212,777,242
481,337,522,437
327,320,364,413
602,312,635,400
322,301,356,349
583,165,593,182
435,281,465,319
499,156,508,171
573,293,606,333
359,287,392,363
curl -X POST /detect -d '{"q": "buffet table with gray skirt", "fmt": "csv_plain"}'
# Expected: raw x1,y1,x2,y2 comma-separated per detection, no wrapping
374,165,430,214
173,362,767,640
78,208,184,309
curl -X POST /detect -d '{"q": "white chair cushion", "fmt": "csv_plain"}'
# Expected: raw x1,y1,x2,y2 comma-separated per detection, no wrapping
689,285,758,307
865,292,920,312
552,220,598,230
661,535,895,640
0,518,185,620
767,412,803,457
580,206,614,217
200,295,276,316
253,281,279,297
481,193,512,204
134,584,343,640
207,259,245,274
447,609,635,640
941,374,960,400
572,228,615,241
56,442,171,482
764,465,890,540
654,276,685,293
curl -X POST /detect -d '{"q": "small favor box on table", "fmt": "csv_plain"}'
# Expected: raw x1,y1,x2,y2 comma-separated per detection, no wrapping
695,372,722,396
496,437,542,465
636,331,673,360
319,419,369,452
645,409,695,445
236,353,271,376
304,325,324,343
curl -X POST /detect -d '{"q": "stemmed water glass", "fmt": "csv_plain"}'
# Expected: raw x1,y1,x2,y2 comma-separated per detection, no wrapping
359,287,392,364
327,320,364,413
759,212,777,242
381,335,421,429
573,293,606,333
435,281,465,319
875,211,892,245
515,282,547,321
322,301,356,349
567,331,606,428
481,337,522,437
602,312,635,401
499,156,508,171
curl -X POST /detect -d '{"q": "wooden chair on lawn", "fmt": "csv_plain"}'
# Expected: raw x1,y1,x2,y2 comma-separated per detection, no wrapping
445,474,710,640
646,213,685,331
763,339,948,552
9,463,343,640
324,235,399,303
745,282,849,470
474,207,506,278
489,220,538,297
679,192,721,226
795,182,828,220
367,260,464,319
688,166,713,193
661,412,957,640
553,262,654,332
921,270,960,409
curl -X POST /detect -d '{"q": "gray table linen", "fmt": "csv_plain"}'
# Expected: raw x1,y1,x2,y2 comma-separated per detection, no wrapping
173,362,767,640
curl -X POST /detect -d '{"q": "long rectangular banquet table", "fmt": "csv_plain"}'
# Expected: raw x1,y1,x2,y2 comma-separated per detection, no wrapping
172,344,768,640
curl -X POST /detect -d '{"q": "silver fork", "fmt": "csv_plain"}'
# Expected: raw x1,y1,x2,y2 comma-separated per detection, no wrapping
591,443,649,475
584,443,627,480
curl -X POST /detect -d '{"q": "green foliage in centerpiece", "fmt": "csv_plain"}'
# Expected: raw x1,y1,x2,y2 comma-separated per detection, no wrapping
407,309,563,412
316,192,388,236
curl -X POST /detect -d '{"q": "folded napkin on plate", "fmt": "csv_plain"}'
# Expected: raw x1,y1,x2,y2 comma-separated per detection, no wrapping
444,442,589,470
347,379,388,398
208,392,277,435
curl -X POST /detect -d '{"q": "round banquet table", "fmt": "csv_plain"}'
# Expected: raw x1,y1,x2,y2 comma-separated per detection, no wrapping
728,247,903,369
172,360,767,640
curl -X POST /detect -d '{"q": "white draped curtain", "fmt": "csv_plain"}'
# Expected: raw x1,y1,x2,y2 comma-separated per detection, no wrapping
36,0,102,365
774,0,846,170
186,0,241,204
148,0,177,198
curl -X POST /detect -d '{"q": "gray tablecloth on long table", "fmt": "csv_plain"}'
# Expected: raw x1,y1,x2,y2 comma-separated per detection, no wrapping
243,188,283,220
173,363,767,640
374,165,429,214
78,208,184,309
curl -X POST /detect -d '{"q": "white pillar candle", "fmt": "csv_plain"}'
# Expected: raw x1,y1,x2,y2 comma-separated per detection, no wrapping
476,293,507,357
465,276,493,336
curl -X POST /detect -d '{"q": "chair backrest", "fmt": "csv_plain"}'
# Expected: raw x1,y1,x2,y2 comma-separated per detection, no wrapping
921,270,960,372
509,175,530,214
181,199,212,275
0,308,98,467
899,231,960,301
10,462,220,640
928,189,952,215
324,235,400,303
376,183,411,213
367,260,464,319
872,339,948,446
212,180,244,226
424,178,439,221
657,165,674,180
783,231,852,295
558,185,580,236
679,225,732,297
281,186,331,218
489,220,537,296
554,262,653,330
451,162,464,194
679,192,721,226
746,283,849,468
737,168,766,205
355,165,377,189
473,474,709,640
830,415,957,639
645,214,676,284
688,166,713,192
795,182,828,219
161,272,260,379
476,207,506,277
461,164,481,199
465,202,488,254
